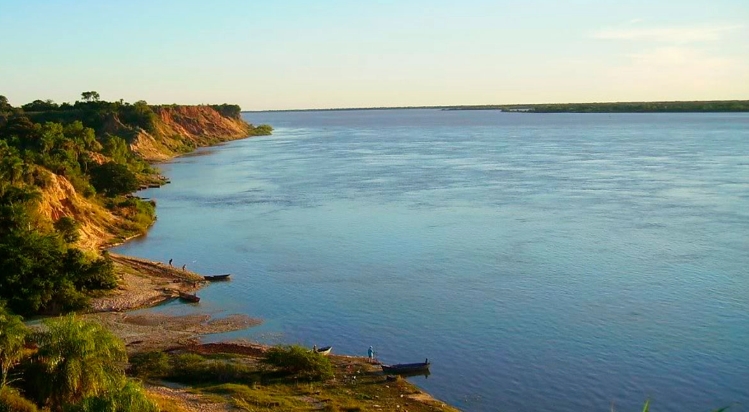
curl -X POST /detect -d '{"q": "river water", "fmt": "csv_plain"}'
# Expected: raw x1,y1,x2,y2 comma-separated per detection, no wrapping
115,110,749,411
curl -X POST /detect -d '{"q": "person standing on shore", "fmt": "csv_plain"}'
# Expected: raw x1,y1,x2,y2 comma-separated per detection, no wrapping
368,346,374,363
182,264,186,271
169,258,173,266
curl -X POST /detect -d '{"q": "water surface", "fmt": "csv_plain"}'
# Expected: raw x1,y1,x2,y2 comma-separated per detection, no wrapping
117,110,749,411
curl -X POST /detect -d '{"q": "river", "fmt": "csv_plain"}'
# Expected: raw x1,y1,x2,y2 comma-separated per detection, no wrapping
115,110,749,411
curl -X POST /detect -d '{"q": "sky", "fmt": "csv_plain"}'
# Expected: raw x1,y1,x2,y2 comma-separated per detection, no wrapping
1,0,747,110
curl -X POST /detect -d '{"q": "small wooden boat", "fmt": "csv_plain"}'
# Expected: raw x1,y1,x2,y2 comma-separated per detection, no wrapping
204,274,231,281
314,346,332,356
381,359,430,374
178,292,200,303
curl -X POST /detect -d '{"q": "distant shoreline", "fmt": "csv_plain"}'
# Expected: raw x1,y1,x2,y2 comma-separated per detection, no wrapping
245,99,749,114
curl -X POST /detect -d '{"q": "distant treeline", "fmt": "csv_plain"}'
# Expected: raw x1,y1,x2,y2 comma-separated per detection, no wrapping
444,100,749,113
252,100,749,113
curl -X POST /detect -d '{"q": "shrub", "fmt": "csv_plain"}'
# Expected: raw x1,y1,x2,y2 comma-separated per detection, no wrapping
251,124,273,136
128,352,169,379
262,345,334,381
54,216,80,243
0,387,38,412
62,380,158,412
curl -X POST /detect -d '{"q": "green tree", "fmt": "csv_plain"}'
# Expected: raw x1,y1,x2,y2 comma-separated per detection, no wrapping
0,305,29,388
54,217,80,244
89,162,138,197
21,100,59,112
0,142,24,185
100,135,130,164
0,96,12,113
80,92,100,103
35,315,127,409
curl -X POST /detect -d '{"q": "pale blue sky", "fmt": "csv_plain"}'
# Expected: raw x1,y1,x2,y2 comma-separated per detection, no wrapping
1,0,747,110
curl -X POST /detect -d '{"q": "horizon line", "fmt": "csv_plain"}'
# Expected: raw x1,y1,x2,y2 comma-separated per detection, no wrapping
244,98,749,113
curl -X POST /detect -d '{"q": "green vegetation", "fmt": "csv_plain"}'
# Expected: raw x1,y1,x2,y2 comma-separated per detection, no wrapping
209,103,242,119
1,91,265,316
33,314,127,407
444,100,749,113
0,309,155,412
131,351,261,385
128,346,455,412
262,344,334,380
0,308,28,388
0,386,39,412
89,162,139,196
0,185,117,315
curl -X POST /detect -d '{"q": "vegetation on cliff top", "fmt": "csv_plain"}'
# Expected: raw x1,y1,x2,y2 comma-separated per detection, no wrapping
0,92,270,316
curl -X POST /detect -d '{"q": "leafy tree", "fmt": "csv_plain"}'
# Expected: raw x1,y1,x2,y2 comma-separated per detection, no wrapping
35,315,127,409
210,104,242,119
89,162,138,197
80,92,100,103
0,142,24,185
100,135,130,164
21,100,59,112
262,345,334,380
0,305,29,388
0,96,12,113
54,217,80,244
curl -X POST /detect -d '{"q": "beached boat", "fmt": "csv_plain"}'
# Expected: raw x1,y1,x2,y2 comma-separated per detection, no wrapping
314,346,332,355
178,292,200,303
204,274,231,281
381,359,430,374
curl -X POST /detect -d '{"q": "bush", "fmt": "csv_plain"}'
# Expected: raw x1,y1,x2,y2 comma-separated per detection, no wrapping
54,216,80,243
129,352,169,379
0,387,38,412
251,124,273,136
262,345,334,381
169,353,259,385
62,380,158,412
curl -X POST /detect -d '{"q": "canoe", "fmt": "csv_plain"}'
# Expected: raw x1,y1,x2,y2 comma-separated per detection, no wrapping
381,359,430,374
178,292,200,303
204,274,231,281
314,346,332,356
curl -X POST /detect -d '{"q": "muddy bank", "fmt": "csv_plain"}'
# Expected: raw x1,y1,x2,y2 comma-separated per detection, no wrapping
90,253,206,312
88,312,262,354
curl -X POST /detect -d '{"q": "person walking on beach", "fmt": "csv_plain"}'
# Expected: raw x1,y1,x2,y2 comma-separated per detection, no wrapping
182,264,186,271
169,258,173,266
368,346,374,363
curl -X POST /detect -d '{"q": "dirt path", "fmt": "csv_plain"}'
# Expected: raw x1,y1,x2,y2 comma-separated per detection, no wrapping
146,385,235,412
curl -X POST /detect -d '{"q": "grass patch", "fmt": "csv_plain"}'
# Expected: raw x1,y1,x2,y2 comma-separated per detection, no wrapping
129,349,458,412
